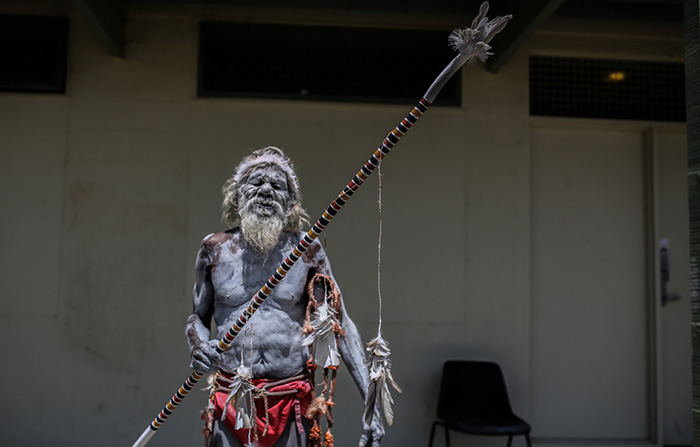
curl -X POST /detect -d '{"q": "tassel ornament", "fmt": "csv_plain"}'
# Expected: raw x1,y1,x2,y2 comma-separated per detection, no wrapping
324,429,335,447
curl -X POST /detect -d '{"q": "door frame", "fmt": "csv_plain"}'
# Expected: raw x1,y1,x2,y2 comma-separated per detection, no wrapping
529,117,688,447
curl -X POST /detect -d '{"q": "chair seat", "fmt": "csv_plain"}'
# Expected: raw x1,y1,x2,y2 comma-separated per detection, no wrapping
443,414,531,436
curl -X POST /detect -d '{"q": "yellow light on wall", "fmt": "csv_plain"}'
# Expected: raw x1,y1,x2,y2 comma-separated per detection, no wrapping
607,71,626,82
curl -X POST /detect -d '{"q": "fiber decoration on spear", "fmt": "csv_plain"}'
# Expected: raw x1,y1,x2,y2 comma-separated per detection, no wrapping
131,3,510,446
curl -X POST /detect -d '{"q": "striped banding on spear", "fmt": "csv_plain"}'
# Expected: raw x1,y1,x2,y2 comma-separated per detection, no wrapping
131,4,510,446
152,372,202,429
132,370,204,447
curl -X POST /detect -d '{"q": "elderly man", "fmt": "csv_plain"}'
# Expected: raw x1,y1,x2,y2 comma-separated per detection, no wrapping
185,147,383,447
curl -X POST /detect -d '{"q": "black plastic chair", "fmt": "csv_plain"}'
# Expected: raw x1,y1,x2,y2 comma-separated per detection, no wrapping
428,361,532,447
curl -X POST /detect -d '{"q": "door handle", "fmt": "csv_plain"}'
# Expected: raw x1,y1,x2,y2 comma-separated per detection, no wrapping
660,238,681,306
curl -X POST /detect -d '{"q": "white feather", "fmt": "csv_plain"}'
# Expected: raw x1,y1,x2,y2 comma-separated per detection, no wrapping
363,334,402,426
301,302,341,368
223,365,257,430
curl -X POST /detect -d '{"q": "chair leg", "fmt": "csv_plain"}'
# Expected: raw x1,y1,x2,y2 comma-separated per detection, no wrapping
509,434,532,447
428,421,450,447
428,421,438,447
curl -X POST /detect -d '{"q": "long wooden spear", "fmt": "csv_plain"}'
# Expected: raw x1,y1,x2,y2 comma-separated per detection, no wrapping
131,4,510,446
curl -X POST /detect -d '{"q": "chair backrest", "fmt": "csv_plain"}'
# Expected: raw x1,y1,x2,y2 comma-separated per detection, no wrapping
437,360,515,420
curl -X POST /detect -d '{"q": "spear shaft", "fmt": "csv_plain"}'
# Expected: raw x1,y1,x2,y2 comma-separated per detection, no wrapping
131,95,434,447
131,4,510,445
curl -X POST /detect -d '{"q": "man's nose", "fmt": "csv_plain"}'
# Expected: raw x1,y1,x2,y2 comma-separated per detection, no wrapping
258,182,273,194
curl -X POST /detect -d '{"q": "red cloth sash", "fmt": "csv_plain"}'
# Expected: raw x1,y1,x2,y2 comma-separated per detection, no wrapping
213,375,312,447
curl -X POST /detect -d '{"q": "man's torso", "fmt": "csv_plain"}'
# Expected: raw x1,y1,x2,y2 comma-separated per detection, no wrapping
205,230,320,378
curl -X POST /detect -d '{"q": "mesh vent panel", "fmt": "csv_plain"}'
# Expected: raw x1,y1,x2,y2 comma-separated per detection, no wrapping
530,56,685,122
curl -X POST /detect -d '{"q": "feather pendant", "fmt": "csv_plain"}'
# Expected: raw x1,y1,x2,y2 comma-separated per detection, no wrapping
447,1,512,63
223,364,257,430
301,302,341,369
363,334,402,426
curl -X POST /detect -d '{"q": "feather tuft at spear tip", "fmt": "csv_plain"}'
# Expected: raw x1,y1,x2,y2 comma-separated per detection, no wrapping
423,1,512,104
448,1,512,64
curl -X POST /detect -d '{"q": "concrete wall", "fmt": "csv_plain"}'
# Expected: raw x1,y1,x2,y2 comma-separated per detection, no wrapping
0,5,686,447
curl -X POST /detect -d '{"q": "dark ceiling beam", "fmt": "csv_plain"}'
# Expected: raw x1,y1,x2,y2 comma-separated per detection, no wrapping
70,0,126,58
487,0,567,73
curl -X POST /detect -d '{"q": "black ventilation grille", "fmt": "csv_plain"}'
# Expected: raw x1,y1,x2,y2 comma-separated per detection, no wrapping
530,56,685,122
198,21,460,105
0,15,69,94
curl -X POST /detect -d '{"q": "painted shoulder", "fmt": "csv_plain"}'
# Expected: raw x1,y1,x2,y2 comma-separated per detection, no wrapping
202,229,240,250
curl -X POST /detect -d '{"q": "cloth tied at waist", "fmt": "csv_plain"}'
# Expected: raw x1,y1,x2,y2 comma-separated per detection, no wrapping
211,371,312,447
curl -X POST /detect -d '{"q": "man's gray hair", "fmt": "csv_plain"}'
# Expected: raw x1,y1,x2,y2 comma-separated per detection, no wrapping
221,146,310,232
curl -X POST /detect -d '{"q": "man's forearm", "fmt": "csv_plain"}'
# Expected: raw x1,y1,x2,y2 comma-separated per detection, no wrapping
185,313,211,350
339,321,369,398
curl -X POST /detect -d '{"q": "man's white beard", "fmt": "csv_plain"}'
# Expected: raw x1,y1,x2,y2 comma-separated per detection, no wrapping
240,210,285,253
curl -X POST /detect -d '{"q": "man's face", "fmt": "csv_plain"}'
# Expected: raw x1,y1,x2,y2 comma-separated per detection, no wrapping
238,165,292,220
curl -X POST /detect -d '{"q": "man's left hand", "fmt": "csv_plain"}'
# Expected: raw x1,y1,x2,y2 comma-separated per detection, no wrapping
359,407,385,447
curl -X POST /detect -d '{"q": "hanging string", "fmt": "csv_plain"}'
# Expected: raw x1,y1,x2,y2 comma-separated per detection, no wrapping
249,322,257,446
377,160,384,335
362,157,401,428
249,322,254,372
